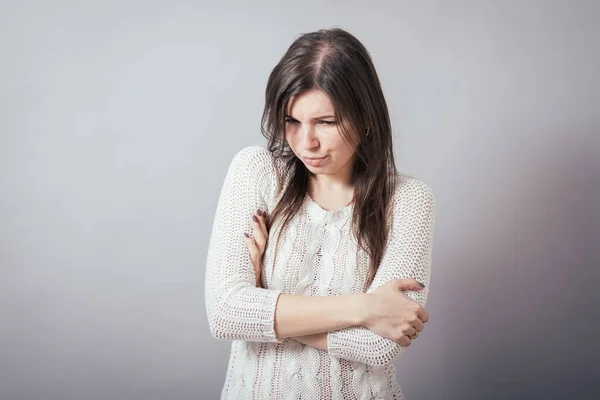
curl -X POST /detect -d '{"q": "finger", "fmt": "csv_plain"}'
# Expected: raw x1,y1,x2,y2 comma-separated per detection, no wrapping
395,278,425,291
251,214,267,250
413,318,425,332
253,210,269,244
256,209,269,237
418,307,429,324
243,235,262,286
403,325,417,336
417,307,429,324
243,234,260,260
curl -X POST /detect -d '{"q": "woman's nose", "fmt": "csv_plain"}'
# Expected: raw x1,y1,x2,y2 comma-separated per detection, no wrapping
300,125,318,147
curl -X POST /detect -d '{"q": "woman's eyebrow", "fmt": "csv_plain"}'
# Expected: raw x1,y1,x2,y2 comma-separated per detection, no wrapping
285,114,336,120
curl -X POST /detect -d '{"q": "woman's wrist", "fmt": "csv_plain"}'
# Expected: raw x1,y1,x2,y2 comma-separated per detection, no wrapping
354,293,372,326
292,293,371,351
293,333,328,351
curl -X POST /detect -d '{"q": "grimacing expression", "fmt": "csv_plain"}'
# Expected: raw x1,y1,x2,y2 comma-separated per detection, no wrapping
285,89,360,177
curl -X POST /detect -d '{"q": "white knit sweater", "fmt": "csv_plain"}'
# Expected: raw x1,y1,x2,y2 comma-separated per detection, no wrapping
205,146,436,399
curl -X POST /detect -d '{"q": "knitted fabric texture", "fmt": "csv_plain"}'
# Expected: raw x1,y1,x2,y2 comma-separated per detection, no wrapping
205,146,436,399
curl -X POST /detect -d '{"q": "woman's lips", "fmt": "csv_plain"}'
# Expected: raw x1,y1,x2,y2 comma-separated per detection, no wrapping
303,156,328,166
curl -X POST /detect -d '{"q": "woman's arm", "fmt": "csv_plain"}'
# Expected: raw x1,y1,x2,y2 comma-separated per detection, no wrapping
325,179,436,365
293,333,328,351
273,293,367,339
205,146,370,343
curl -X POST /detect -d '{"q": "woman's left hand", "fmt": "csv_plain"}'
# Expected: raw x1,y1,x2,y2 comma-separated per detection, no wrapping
243,209,269,288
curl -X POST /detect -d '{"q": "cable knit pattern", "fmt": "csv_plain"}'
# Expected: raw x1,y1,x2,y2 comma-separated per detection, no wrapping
205,146,436,399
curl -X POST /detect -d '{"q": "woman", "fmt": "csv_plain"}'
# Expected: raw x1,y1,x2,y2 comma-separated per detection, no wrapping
205,28,436,399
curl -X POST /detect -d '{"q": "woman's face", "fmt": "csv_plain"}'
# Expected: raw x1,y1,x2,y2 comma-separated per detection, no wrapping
284,89,359,183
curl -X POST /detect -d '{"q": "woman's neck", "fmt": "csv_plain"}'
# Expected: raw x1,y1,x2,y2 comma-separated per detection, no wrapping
308,175,355,209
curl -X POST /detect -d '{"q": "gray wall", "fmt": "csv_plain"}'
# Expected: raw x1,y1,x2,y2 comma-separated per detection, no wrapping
1,1,598,399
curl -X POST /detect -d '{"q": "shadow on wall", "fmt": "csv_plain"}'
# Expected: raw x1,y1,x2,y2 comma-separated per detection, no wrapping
405,129,600,399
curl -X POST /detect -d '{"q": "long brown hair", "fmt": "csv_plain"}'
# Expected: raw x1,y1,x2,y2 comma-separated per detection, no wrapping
260,28,399,289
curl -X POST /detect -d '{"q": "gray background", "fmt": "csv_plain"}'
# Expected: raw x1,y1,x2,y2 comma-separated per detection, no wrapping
1,0,599,399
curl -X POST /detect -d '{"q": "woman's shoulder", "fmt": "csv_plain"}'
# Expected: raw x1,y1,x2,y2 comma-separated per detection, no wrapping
229,145,286,200
392,173,436,208
235,144,289,171
231,145,274,167
229,145,282,177
384,174,436,232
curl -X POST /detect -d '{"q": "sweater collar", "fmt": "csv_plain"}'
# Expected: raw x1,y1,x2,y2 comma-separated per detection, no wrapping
304,194,353,228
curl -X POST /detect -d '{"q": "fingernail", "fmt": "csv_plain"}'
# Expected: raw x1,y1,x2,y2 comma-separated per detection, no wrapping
257,209,262,216
252,215,258,222
418,281,425,288
244,232,249,238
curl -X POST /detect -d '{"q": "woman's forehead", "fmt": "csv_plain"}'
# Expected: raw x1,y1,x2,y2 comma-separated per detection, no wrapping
286,89,335,116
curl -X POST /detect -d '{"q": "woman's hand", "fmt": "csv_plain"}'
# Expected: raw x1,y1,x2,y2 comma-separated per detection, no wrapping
242,209,269,288
363,278,429,347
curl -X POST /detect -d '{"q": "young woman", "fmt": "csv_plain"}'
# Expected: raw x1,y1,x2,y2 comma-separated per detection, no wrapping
205,28,436,399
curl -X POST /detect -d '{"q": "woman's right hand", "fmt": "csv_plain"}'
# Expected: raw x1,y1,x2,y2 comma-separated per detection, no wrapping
363,278,429,347
243,209,269,288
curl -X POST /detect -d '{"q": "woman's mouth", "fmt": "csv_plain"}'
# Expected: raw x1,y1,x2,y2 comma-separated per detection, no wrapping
303,156,328,166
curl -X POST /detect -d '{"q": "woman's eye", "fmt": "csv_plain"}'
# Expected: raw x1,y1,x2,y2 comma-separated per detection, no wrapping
284,118,336,125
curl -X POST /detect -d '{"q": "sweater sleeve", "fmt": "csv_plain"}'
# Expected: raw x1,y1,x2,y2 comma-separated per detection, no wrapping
205,146,284,343
327,178,436,366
